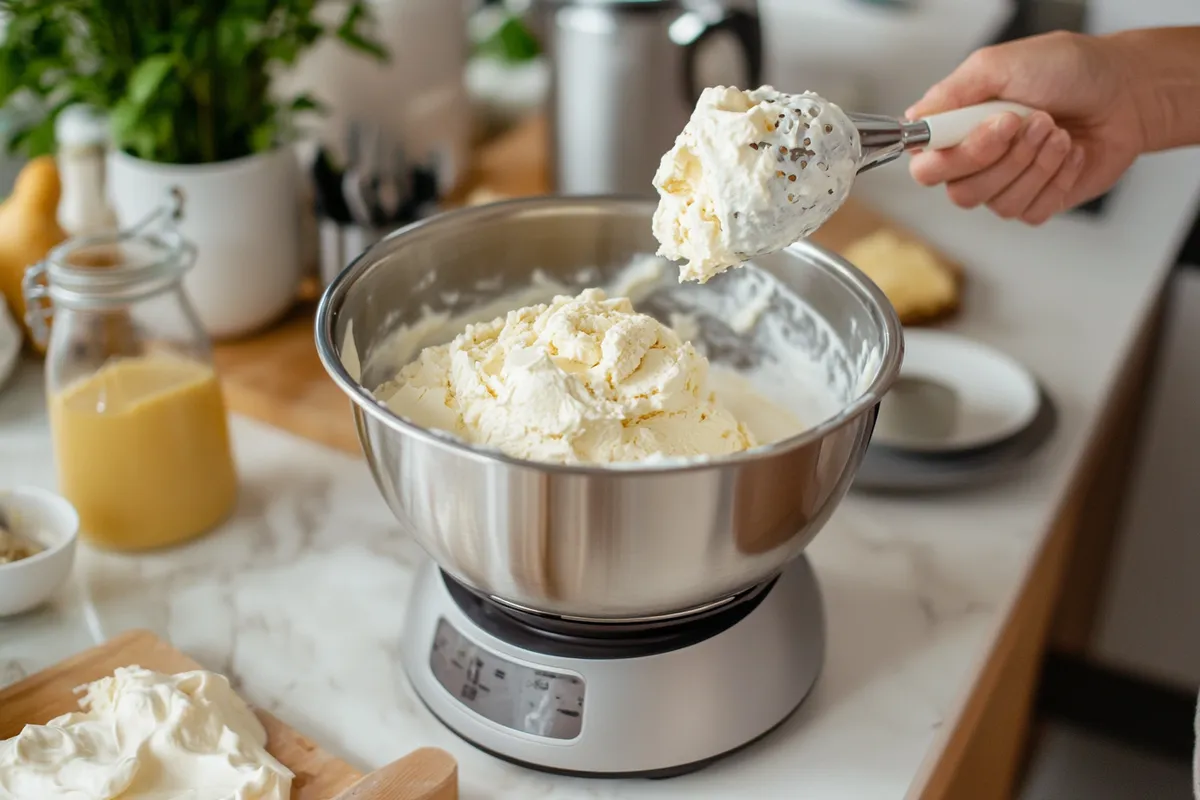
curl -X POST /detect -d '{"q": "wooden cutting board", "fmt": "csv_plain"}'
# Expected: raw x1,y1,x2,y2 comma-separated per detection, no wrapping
0,629,454,800
212,116,959,455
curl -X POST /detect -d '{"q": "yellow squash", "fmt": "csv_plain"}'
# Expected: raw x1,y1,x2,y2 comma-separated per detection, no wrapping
0,156,67,353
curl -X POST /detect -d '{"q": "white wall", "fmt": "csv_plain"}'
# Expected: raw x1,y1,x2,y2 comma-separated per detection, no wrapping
757,0,1016,115
275,0,471,187
1087,0,1200,32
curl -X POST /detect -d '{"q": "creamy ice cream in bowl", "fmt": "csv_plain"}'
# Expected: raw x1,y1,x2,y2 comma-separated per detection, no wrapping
315,196,902,620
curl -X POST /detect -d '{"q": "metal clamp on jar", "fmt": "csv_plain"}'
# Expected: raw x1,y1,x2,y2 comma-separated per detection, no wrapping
23,189,238,552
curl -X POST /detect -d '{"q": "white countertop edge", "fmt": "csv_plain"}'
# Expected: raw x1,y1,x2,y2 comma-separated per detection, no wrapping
871,144,1200,796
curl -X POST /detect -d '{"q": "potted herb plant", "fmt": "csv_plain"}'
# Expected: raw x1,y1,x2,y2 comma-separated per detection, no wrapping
0,0,387,338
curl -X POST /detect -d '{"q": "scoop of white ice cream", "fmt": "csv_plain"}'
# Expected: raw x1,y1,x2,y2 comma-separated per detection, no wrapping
652,85,860,283
376,288,756,464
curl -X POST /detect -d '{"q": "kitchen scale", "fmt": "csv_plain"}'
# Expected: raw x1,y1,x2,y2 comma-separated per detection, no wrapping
401,556,825,778
317,195,902,780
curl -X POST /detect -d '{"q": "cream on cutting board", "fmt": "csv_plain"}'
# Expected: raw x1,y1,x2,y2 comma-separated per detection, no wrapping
0,666,292,799
652,85,859,283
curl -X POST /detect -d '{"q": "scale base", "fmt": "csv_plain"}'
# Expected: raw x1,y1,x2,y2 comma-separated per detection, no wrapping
401,558,826,778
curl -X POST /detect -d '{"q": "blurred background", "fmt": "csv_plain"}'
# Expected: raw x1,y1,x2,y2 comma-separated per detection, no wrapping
0,1,1197,797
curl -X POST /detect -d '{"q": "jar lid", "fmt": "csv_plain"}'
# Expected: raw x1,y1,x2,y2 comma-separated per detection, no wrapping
55,104,111,149
36,230,194,311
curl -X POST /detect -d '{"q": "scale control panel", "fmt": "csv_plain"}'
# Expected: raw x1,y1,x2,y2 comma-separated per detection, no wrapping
429,618,586,740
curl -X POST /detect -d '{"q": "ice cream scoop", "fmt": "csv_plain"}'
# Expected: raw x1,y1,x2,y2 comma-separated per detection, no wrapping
653,86,1034,283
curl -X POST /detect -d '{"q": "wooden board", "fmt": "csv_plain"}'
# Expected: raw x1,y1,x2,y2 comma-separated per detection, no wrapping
212,287,353,452
0,629,364,800
213,115,962,455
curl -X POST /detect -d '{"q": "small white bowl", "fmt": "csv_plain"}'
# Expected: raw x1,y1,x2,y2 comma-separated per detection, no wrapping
0,486,79,617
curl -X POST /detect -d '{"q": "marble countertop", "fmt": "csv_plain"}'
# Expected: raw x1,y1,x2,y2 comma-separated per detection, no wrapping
3,137,1200,799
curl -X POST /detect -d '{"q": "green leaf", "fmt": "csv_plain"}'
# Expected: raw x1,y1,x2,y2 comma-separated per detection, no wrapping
127,55,175,108
10,117,56,158
336,2,390,61
475,16,541,63
336,31,390,62
249,120,277,153
287,93,324,114
0,0,390,162
8,95,75,157
295,20,324,47
128,128,158,160
108,100,140,142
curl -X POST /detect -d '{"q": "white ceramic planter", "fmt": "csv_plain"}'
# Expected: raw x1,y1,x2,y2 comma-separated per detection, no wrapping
107,147,301,340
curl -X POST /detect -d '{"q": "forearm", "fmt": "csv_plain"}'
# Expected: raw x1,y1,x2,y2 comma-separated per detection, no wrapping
1107,26,1200,153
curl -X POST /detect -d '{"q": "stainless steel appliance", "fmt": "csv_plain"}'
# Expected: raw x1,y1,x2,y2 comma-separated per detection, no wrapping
400,554,825,776
315,197,902,775
538,0,762,196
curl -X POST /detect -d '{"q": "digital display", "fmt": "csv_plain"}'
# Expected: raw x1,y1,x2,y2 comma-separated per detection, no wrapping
429,618,586,740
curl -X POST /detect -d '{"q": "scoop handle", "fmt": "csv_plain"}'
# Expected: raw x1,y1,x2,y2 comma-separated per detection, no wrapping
921,101,1036,149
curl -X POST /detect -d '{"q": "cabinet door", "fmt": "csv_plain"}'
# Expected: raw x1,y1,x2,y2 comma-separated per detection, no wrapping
1094,267,1200,688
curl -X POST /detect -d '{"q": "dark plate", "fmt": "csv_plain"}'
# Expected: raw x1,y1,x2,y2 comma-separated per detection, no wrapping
852,385,1058,494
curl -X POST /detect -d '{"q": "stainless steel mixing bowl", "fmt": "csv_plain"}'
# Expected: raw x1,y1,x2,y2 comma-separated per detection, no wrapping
316,196,902,620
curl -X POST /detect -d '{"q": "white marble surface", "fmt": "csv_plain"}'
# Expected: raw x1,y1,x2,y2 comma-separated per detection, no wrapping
2,136,1200,799
0,359,1029,800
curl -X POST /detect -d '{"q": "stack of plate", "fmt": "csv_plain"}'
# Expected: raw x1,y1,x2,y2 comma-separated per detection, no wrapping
854,329,1057,493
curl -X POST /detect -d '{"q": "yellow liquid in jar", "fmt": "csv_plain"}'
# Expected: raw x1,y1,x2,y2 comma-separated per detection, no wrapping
49,353,238,551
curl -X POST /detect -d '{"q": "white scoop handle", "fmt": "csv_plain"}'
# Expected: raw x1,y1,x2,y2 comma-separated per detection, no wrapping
921,101,1036,150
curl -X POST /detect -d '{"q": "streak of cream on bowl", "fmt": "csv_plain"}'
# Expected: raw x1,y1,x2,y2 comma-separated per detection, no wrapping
338,255,877,465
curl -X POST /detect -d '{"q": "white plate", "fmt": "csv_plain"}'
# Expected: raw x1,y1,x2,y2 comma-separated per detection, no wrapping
0,300,20,392
871,329,1040,454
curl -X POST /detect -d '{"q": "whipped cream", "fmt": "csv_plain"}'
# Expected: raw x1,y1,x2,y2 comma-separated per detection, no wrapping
375,288,757,464
653,85,860,283
0,667,292,800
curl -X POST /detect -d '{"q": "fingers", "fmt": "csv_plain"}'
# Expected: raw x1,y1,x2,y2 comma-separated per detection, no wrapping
908,109,1088,226
984,128,1072,219
941,112,1057,209
906,46,1010,119
908,112,1023,187
1021,145,1087,225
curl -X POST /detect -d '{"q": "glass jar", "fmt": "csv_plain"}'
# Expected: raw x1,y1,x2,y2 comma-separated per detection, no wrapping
23,192,238,551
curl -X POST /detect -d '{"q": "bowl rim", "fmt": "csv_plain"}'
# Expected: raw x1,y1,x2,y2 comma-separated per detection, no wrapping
0,485,80,572
315,194,905,475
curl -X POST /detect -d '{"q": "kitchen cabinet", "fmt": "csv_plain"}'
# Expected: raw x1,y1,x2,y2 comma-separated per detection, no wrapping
1093,267,1200,689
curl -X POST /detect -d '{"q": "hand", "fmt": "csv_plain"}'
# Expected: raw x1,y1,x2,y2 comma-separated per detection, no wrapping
905,31,1146,225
